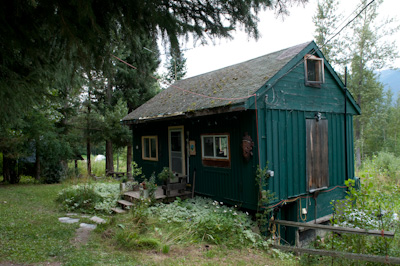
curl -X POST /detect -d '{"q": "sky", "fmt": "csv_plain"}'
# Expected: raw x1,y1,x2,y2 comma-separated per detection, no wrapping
169,0,400,78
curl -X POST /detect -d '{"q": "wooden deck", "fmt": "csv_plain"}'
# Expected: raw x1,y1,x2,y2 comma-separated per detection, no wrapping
123,187,192,202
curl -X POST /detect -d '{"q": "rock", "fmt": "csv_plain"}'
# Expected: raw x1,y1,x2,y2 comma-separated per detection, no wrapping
79,223,97,230
90,216,106,224
59,217,79,224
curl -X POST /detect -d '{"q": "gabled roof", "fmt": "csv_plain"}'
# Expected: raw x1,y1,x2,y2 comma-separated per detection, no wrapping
122,42,312,123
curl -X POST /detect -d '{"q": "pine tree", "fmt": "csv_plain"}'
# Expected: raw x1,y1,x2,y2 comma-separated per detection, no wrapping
313,0,399,167
164,51,188,84
346,0,398,167
1,0,305,125
313,0,343,66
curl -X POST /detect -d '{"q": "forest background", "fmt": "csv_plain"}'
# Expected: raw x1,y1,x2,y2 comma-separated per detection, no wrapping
1,0,400,184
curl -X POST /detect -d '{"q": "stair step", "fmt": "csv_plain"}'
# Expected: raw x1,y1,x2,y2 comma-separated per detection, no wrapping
111,207,126,214
117,199,133,207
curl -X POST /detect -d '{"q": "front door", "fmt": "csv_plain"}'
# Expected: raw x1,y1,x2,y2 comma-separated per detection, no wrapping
168,126,185,182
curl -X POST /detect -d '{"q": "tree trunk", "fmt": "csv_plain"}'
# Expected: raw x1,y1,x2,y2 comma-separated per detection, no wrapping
3,156,19,184
86,81,92,176
87,138,91,176
75,159,78,176
106,140,114,176
35,139,40,180
2,155,10,183
127,144,132,178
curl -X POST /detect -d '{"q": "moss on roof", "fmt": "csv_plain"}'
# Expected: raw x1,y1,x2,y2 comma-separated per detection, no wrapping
122,42,311,122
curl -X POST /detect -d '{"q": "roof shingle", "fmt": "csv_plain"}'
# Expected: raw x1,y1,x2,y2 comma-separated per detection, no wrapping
122,41,311,122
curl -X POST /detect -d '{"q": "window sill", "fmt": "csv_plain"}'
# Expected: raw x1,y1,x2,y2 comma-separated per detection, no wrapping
202,158,230,168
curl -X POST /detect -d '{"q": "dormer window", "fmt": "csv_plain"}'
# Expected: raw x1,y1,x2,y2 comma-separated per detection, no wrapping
304,54,324,86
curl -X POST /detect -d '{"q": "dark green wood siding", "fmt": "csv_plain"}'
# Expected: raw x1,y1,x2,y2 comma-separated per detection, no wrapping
262,109,354,203
131,111,260,210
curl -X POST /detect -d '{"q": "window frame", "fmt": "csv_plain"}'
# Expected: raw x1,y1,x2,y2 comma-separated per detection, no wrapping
141,135,158,161
201,133,230,161
304,54,325,86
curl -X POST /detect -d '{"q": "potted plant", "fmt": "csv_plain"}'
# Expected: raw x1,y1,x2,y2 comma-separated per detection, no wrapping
120,177,128,193
158,167,174,195
139,179,149,198
140,174,157,199
158,167,174,184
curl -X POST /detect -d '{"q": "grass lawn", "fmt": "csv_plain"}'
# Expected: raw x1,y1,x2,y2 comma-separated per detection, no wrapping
0,181,294,266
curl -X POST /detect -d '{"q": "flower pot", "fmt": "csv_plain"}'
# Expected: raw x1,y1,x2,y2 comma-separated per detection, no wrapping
120,183,127,193
140,188,149,199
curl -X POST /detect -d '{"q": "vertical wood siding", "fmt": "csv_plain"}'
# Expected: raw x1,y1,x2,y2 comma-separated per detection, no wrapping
263,109,354,202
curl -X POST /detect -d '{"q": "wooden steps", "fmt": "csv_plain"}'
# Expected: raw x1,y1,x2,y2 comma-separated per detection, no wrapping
117,199,133,208
111,207,126,214
112,186,192,214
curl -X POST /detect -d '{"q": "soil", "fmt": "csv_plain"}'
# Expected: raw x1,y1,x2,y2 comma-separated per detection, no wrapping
71,227,93,247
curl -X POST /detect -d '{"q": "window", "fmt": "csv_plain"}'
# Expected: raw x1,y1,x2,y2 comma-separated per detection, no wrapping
142,136,158,161
304,54,324,86
201,134,230,167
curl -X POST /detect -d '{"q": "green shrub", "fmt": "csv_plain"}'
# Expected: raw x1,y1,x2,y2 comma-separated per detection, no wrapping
56,183,120,213
315,178,400,262
115,230,161,250
147,197,262,247
361,151,400,181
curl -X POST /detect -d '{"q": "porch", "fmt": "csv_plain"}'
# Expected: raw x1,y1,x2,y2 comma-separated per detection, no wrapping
123,186,192,202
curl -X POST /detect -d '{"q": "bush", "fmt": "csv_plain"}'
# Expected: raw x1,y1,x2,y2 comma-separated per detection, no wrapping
108,197,265,252
361,151,400,181
147,197,262,247
56,183,120,213
311,178,400,263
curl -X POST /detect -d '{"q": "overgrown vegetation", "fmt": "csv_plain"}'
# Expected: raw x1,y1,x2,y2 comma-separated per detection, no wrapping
255,165,275,234
109,197,265,249
301,151,400,265
0,181,294,265
56,183,120,214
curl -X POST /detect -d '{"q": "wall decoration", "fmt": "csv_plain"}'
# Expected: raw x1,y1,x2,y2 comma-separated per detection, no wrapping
189,140,196,155
241,132,254,161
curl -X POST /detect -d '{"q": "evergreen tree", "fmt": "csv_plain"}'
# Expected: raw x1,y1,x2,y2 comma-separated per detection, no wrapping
313,0,398,167
346,0,398,167
313,0,343,66
164,51,188,84
1,0,305,125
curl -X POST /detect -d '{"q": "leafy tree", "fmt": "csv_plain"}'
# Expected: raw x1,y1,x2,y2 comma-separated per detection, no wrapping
345,0,398,167
313,0,398,167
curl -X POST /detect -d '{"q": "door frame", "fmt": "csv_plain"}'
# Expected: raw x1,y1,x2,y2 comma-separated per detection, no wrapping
168,125,186,176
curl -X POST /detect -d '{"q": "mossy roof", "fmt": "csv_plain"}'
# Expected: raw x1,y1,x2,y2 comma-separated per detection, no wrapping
122,41,311,122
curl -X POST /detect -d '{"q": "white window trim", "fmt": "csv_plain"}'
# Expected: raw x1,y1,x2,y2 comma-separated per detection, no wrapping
304,54,325,85
141,135,158,161
201,134,230,160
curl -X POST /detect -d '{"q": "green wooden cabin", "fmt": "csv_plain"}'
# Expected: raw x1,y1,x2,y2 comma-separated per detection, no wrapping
122,41,360,243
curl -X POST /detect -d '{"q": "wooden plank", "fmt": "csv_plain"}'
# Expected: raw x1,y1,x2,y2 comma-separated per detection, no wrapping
306,119,329,191
273,220,395,238
111,207,126,214
117,200,133,207
270,245,400,264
